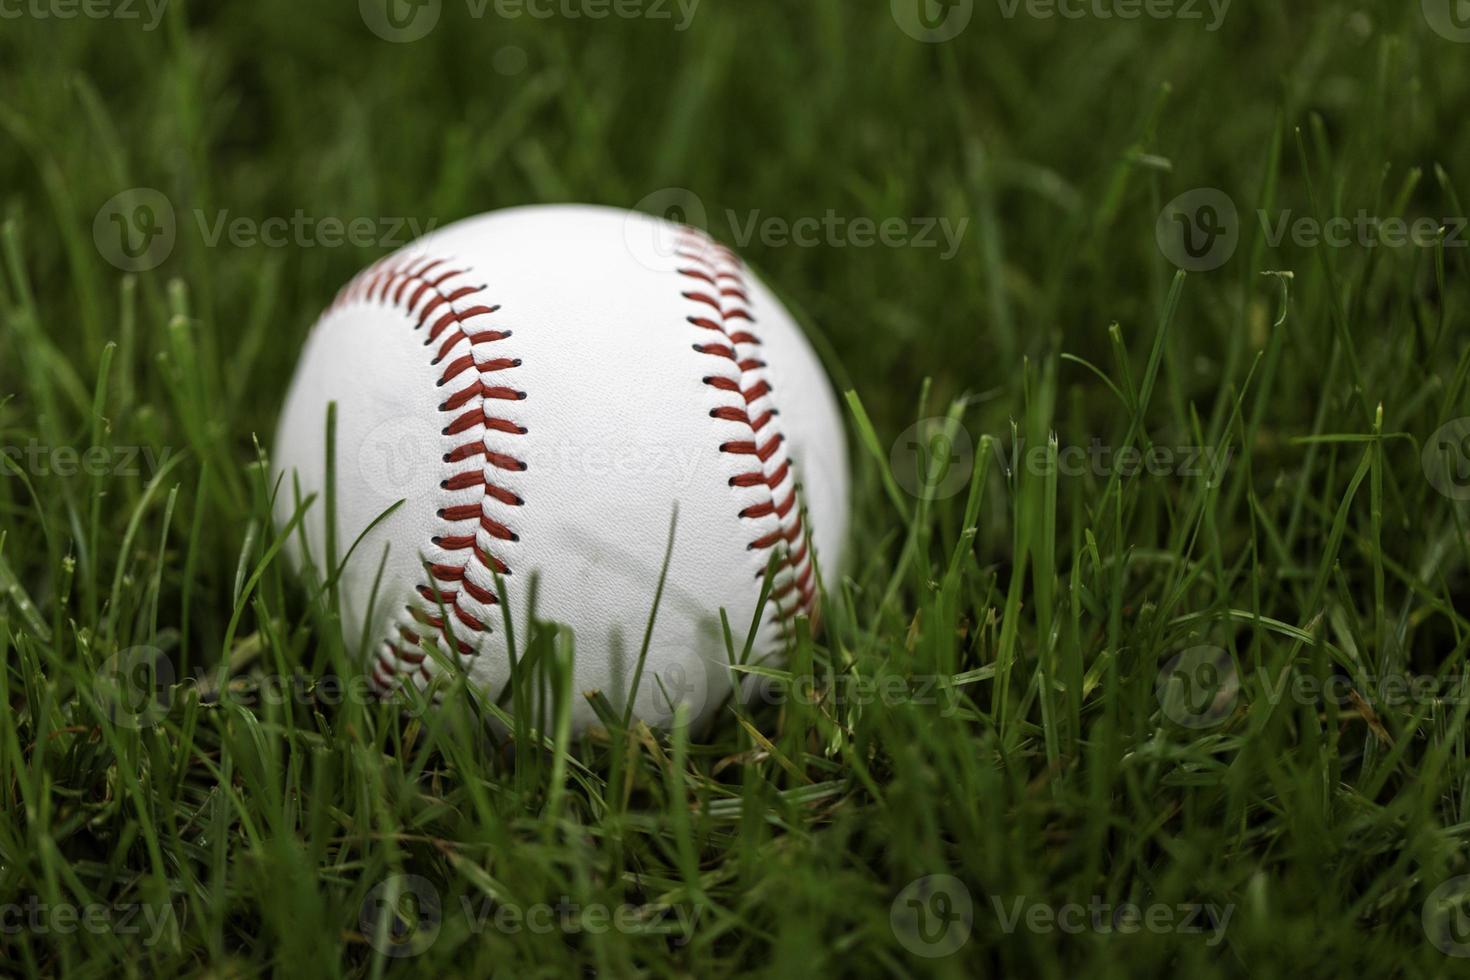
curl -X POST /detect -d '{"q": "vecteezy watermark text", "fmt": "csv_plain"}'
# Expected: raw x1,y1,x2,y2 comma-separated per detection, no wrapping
0,0,167,29
1155,643,1470,731
457,894,702,938
357,415,715,502
994,0,1230,31
93,188,440,272
91,645,717,733
1157,187,1470,273
892,0,1228,42
359,0,699,43
724,210,969,261
748,673,964,715
1259,210,1467,251
359,875,703,957
0,442,176,478
889,418,1234,500
466,0,698,28
0,897,179,945
193,210,438,250
992,895,1233,945
625,190,970,264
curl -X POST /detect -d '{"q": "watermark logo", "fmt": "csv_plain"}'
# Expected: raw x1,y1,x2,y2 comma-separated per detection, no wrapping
357,415,443,502
1156,188,1239,272
625,187,710,271
891,419,975,500
94,188,176,272
361,875,442,957
1424,418,1470,501
1423,0,1470,42
642,657,715,732
892,0,974,41
1424,876,1470,956
94,646,175,730
1156,646,1238,729
361,0,442,41
891,875,973,958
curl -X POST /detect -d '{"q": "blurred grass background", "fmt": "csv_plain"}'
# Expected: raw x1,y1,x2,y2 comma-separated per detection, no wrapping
2,0,1470,975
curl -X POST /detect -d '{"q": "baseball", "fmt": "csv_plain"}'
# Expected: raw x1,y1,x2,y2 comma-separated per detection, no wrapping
273,204,850,732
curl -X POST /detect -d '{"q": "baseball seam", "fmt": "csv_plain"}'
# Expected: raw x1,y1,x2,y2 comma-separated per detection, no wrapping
321,252,525,694
676,229,817,627
324,228,813,702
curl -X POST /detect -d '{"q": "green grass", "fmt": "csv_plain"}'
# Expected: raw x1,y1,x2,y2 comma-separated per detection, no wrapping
3,0,1470,975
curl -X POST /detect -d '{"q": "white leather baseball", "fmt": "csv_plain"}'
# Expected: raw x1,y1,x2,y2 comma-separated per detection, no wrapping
273,204,849,731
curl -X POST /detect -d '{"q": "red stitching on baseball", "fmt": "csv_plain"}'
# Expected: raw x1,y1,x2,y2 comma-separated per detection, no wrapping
677,230,818,623
324,252,526,694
